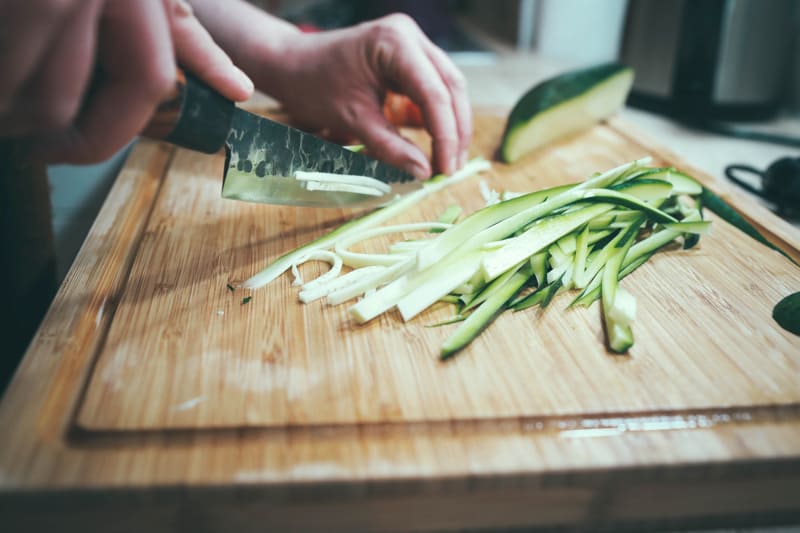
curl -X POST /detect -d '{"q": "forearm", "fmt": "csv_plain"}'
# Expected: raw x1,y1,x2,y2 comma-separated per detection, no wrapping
188,0,301,99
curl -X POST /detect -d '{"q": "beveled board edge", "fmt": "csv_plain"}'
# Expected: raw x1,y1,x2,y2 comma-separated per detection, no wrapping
0,113,798,517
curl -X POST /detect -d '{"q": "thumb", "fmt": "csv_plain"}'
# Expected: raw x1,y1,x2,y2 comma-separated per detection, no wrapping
165,0,253,102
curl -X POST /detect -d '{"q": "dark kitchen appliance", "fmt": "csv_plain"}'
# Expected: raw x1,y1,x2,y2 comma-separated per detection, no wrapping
620,0,796,121
725,157,800,219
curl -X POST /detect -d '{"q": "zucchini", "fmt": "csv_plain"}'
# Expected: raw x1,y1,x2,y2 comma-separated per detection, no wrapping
571,212,702,308
242,158,490,289
511,275,564,311
601,228,639,353
440,265,532,359
773,292,800,336
246,156,709,360
632,168,702,196
481,186,676,281
500,63,634,163
700,187,797,265
482,203,615,281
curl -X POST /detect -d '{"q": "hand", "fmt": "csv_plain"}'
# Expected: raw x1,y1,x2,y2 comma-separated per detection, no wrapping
0,0,254,164
260,14,472,179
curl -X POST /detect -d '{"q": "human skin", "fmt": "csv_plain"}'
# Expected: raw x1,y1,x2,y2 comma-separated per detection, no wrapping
191,0,471,178
0,0,470,178
0,0,254,163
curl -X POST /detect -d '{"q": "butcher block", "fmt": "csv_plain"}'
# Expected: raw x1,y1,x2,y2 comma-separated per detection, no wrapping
1,108,799,532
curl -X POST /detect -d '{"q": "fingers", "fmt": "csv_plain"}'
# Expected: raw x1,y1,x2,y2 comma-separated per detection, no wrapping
165,0,253,102
0,0,96,136
366,14,470,176
30,0,177,163
0,0,78,114
344,99,431,179
377,34,457,174
0,0,101,137
397,49,458,175
421,41,472,169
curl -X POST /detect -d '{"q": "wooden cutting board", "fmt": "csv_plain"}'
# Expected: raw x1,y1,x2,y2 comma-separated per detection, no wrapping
2,109,800,532
72,110,800,432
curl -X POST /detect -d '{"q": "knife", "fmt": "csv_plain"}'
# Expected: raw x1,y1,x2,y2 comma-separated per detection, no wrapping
142,69,420,207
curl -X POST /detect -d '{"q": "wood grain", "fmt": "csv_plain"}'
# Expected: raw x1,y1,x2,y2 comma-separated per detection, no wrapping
1,110,799,532
74,112,800,431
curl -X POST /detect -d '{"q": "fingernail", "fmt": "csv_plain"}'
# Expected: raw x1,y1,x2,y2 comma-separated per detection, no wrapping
174,0,194,16
406,161,429,180
448,156,458,174
460,149,469,167
235,66,255,96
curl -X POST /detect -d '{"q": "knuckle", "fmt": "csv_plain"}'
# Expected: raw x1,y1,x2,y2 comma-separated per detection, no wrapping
383,12,416,29
32,97,80,131
370,13,418,43
169,0,194,18
437,134,459,148
447,70,467,92
425,85,452,109
339,101,361,129
141,65,176,103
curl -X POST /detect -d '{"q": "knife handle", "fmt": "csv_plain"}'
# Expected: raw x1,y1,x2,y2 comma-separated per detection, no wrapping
142,67,235,154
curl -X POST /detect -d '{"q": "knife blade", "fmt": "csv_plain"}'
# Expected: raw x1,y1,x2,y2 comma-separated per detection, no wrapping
142,69,421,207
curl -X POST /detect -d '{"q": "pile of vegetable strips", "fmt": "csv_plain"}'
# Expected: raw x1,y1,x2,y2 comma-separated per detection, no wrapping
241,156,710,359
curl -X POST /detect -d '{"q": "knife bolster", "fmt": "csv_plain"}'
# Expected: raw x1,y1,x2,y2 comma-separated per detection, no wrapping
143,70,235,154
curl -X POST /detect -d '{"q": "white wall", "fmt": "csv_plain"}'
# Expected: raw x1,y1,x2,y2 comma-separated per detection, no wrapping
534,0,629,64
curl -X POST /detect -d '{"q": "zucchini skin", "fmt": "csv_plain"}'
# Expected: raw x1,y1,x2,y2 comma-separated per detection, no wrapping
500,63,633,163
773,292,800,336
700,187,797,265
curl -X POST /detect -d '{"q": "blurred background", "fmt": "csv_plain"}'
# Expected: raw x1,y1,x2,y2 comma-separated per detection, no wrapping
3,0,800,390
44,0,800,283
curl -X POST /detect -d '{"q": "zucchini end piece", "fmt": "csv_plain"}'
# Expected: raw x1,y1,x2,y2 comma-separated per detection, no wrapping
501,63,634,163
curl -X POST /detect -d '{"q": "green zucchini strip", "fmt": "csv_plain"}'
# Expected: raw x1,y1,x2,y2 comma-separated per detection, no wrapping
601,227,639,353
246,155,711,359
242,157,491,289
440,265,532,359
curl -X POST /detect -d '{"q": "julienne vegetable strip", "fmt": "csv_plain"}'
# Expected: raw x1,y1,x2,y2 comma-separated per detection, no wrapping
241,157,492,289
240,158,710,359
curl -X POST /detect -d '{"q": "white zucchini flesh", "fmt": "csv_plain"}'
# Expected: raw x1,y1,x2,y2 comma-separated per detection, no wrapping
608,286,637,325
290,250,343,291
327,258,415,306
482,203,614,280
396,252,484,321
302,181,386,197
294,171,392,194
349,251,483,324
601,238,636,353
298,265,386,303
238,154,709,359
242,157,490,289
334,222,453,268
572,225,590,289
388,240,428,254
413,158,649,272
